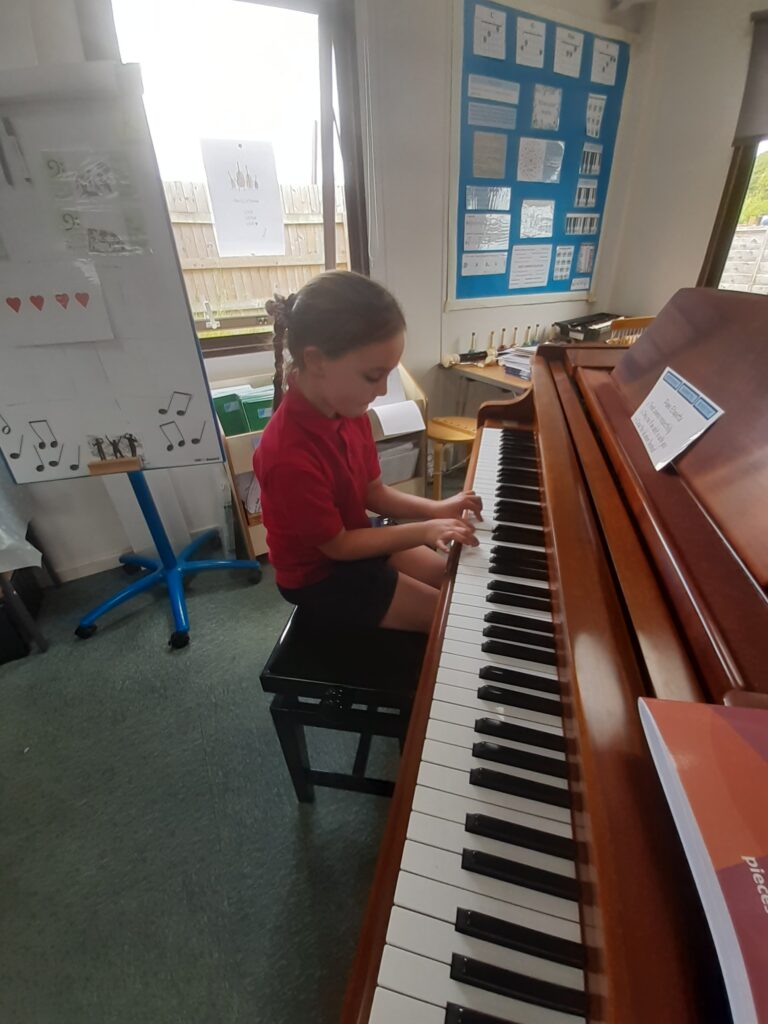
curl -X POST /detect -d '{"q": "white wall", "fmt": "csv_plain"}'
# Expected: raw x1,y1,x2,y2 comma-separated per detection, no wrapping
358,0,619,416
596,0,754,314
358,0,756,412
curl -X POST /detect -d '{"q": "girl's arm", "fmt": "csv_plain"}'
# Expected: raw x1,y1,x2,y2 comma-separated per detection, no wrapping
319,517,477,560
365,477,483,522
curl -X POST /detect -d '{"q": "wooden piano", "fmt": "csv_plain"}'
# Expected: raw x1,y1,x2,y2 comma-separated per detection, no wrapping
342,288,768,1024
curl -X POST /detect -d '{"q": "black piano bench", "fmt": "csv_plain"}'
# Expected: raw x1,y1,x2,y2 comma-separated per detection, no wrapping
260,607,426,802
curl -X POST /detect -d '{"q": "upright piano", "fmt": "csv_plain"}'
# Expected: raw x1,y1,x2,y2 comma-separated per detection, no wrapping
342,288,768,1024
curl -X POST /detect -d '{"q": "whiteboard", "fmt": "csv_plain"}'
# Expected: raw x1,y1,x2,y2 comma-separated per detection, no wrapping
0,62,223,484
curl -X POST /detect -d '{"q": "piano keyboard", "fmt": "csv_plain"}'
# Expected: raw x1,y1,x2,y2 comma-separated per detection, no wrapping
369,426,587,1024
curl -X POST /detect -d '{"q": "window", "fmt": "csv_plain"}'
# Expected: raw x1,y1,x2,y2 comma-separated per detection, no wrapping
699,11,768,292
717,140,768,295
111,0,366,356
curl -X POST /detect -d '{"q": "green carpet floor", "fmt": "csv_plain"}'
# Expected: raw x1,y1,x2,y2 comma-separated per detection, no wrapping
0,558,399,1024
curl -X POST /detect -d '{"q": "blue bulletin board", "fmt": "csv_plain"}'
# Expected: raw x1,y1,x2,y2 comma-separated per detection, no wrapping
450,0,630,305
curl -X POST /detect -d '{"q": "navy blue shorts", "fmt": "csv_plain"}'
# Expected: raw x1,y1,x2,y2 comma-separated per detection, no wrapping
278,557,399,628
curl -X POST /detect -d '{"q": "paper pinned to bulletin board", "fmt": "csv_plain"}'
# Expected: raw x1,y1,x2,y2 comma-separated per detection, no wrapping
449,0,631,306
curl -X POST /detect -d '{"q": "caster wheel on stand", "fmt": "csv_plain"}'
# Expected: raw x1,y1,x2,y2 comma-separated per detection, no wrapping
249,569,262,585
169,630,190,650
75,623,98,640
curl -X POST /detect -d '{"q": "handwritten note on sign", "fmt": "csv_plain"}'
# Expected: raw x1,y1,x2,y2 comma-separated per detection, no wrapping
632,367,723,470
0,259,113,345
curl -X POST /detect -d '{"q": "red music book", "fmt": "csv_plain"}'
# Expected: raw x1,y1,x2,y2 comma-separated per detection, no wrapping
640,699,768,1024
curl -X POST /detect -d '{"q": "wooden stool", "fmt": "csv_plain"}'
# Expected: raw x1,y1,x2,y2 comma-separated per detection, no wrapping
260,607,425,802
427,416,477,500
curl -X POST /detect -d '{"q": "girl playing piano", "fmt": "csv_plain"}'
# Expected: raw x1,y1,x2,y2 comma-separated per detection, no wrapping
253,271,482,632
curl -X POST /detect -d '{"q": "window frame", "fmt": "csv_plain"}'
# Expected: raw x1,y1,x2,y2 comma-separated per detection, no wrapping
698,143,759,288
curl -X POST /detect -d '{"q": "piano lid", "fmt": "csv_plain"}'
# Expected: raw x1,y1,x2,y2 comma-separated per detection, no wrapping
607,288,768,587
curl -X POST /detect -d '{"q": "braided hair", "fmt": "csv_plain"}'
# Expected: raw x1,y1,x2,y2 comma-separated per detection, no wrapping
265,271,405,414
265,292,296,413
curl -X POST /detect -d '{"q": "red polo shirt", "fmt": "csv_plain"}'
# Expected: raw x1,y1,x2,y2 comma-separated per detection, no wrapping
252,384,381,589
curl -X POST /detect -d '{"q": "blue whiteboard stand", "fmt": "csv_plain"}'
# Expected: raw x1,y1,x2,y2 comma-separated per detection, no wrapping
74,469,261,650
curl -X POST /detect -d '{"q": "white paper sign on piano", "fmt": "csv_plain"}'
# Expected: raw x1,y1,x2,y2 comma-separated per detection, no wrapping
631,366,723,470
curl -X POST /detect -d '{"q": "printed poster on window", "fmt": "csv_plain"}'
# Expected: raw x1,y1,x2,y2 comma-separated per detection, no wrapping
201,139,285,257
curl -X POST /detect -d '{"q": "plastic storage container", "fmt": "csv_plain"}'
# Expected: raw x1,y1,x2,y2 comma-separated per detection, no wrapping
377,438,419,485
242,394,274,431
212,393,249,437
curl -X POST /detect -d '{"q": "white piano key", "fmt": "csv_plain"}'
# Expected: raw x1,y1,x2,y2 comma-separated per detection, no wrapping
406,809,575,878
449,592,553,624
394,871,580,943
441,641,558,680
402,840,578,922
435,667,554,704
433,681,565,729
369,987,444,1024
378,945,584,1024
456,567,551,592
444,623,554,659
425,717,566,762
417,761,571,825
427,698,564,739
421,738,568,792
412,784,572,839
386,906,585,994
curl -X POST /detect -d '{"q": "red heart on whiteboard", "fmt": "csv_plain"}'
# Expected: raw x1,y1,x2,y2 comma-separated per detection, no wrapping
5,297,21,313
55,293,69,309
75,292,90,308
30,295,44,311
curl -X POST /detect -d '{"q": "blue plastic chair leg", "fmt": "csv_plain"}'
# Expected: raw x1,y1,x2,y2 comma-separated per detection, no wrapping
75,470,262,646
166,566,189,635
77,569,162,629
180,558,262,573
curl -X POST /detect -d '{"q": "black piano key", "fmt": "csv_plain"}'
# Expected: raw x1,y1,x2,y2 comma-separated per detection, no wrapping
462,848,579,902
444,1004,512,1024
486,592,551,612
450,954,588,1017
498,460,539,475
492,525,545,546
491,545,548,564
487,580,552,602
474,716,566,753
481,640,557,667
478,684,561,716
479,663,560,695
487,570,550,589
494,504,543,526
497,472,539,487
472,740,567,779
489,554,549,574
470,766,571,808
465,812,576,860
488,563,550,584
484,610,554,637
496,484,540,501
456,908,585,970
483,624,555,651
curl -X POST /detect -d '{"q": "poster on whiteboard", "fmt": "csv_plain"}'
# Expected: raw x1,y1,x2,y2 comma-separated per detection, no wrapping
201,139,285,257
